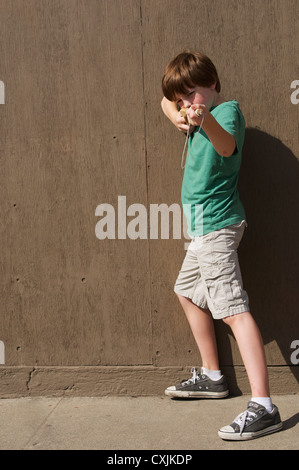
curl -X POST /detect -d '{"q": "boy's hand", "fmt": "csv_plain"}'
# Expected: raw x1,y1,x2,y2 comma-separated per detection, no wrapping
187,104,208,126
176,110,193,133
161,98,196,134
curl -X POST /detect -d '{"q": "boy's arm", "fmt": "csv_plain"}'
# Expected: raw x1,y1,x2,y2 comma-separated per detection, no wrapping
188,105,236,157
161,97,190,133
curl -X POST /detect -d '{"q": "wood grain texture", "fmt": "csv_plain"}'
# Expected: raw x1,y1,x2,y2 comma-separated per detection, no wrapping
0,0,298,394
0,0,151,366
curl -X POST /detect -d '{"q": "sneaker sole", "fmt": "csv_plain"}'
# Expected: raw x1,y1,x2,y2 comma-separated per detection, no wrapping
218,421,283,441
165,389,229,398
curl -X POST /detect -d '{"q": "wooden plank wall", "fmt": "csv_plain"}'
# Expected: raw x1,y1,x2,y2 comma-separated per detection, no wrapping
0,0,298,396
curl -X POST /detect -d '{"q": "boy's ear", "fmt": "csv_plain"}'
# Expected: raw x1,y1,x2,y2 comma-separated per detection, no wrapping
210,81,217,90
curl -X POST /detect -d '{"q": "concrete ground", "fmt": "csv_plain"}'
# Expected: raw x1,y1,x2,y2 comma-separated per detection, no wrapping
0,394,298,451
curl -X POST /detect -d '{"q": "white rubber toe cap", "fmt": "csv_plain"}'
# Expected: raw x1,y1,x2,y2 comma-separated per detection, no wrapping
219,425,234,433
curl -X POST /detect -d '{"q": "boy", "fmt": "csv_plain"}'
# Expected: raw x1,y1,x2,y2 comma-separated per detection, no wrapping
161,51,282,440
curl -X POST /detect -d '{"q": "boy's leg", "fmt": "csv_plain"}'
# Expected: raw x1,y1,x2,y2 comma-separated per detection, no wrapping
218,311,282,441
164,294,229,398
176,294,219,371
222,311,270,397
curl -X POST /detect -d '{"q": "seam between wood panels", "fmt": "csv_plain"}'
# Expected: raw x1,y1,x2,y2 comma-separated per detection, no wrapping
139,0,154,365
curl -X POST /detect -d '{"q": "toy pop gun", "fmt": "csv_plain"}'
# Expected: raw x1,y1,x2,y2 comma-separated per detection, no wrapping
180,107,204,124
180,108,189,124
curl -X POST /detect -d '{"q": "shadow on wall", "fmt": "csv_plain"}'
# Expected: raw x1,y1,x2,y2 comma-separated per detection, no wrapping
216,127,299,392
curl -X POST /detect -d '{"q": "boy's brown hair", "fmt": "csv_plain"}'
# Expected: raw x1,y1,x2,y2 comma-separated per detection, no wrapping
162,51,221,102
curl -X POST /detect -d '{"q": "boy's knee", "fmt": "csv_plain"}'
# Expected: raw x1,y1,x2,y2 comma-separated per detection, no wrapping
222,311,250,327
222,315,236,327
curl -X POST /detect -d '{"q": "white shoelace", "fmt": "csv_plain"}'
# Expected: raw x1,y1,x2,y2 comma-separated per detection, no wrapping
181,367,198,385
234,410,258,435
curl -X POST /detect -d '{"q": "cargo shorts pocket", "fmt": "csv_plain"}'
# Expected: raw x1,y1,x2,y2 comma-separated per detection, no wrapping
223,278,243,302
201,262,243,312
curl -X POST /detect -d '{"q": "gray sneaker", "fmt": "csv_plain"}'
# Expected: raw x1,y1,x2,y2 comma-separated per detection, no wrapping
218,401,283,440
165,367,229,398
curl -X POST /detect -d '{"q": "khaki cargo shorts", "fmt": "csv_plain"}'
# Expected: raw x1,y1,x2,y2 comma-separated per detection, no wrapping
174,220,249,319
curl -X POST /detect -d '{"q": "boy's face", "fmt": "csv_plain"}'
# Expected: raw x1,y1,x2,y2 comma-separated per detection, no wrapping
175,84,216,111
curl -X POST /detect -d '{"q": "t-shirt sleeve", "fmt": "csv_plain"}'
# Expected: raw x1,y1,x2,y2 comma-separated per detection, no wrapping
215,102,245,155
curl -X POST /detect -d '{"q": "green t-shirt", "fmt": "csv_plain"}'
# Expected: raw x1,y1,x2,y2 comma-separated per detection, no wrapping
182,99,246,236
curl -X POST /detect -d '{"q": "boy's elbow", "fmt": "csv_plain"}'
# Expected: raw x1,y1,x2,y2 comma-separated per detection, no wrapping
221,138,237,157
221,147,235,157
